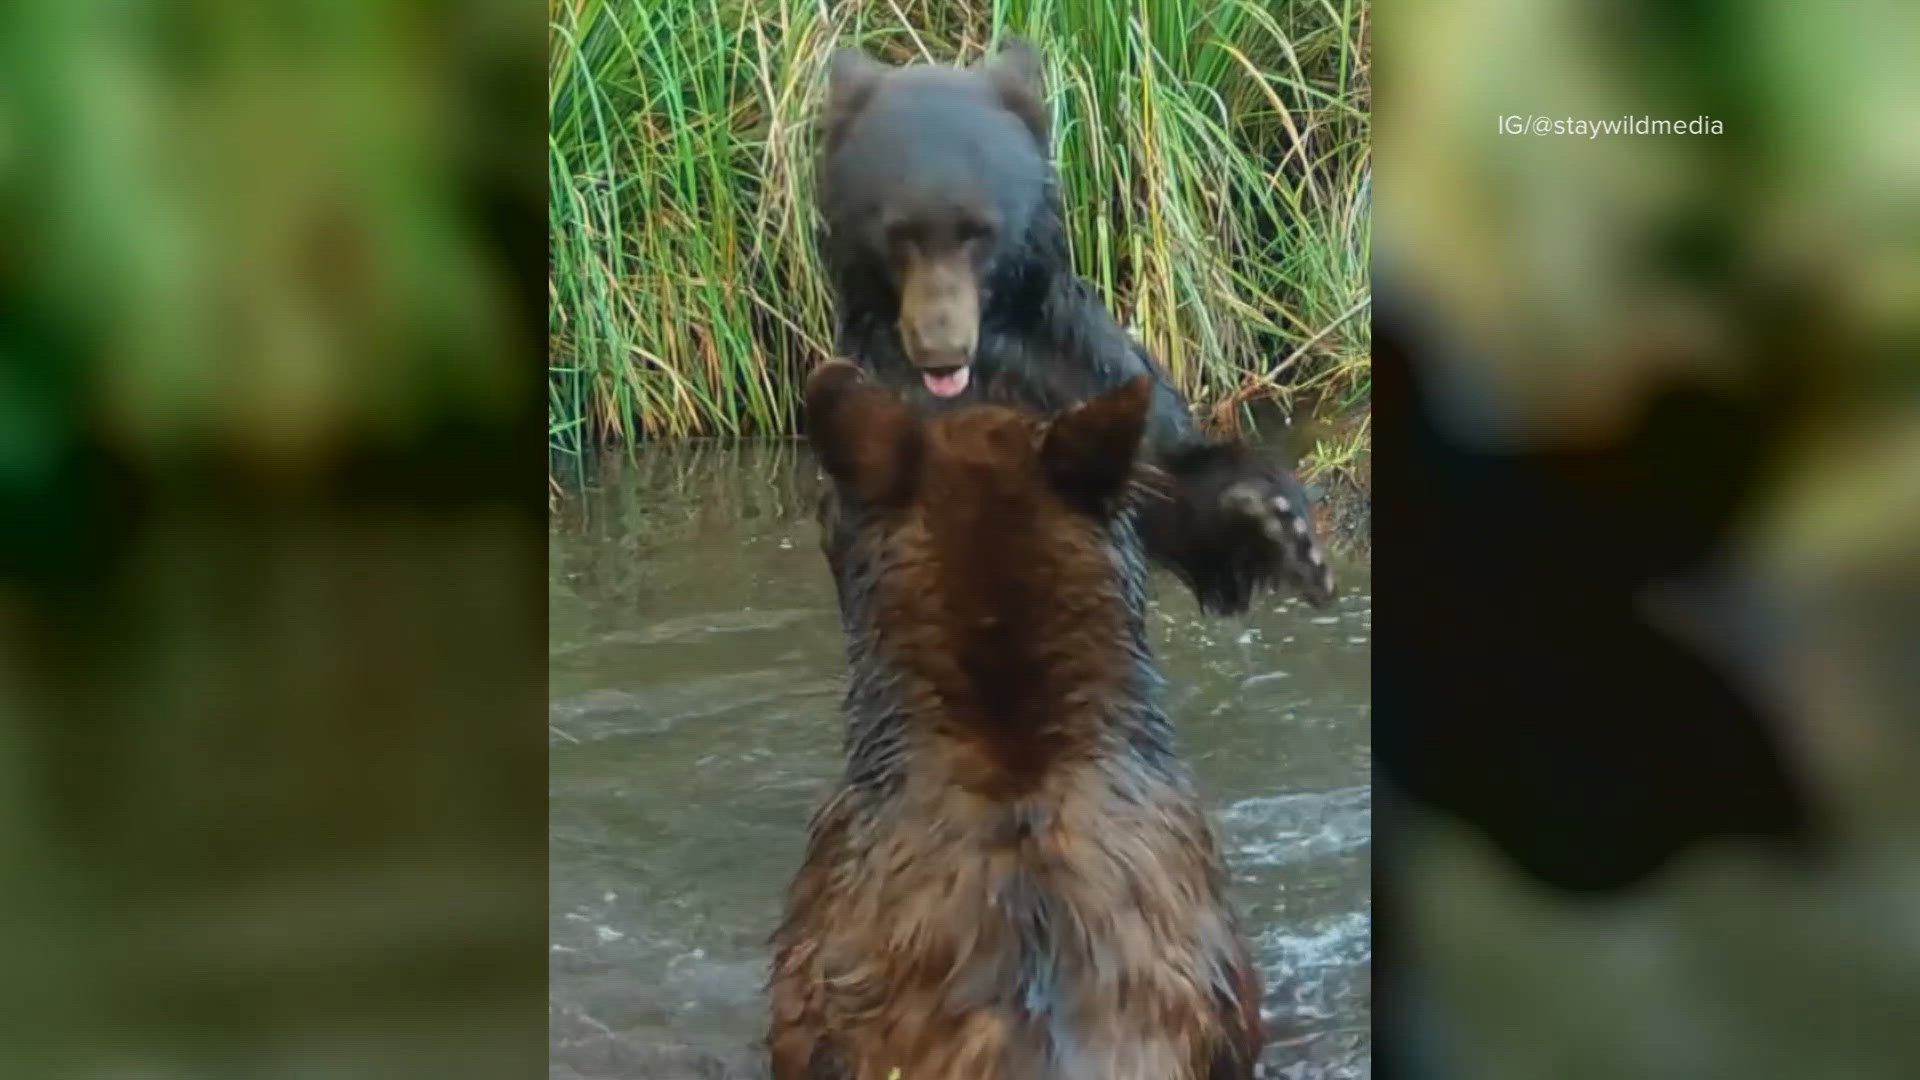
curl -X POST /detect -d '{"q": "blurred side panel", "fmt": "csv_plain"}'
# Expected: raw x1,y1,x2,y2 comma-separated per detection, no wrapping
1374,0,1920,1075
0,2,547,1077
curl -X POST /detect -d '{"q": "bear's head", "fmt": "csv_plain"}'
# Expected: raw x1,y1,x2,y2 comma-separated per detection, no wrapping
806,359,1154,732
818,41,1055,400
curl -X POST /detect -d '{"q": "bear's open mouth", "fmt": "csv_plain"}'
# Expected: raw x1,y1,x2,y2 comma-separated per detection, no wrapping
921,364,972,398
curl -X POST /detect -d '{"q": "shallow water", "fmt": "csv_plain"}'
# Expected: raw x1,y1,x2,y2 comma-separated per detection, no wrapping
549,442,1372,1078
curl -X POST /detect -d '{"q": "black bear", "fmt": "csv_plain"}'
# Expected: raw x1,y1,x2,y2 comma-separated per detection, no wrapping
815,39,1335,615
770,360,1265,1078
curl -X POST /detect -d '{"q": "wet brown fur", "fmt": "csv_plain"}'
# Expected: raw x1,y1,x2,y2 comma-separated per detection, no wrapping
770,361,1263,1079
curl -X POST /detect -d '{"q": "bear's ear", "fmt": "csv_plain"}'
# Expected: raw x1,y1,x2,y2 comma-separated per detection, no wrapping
977,38,1048,146
1041,374,1153,515
806,360,923,508
824,48,886,147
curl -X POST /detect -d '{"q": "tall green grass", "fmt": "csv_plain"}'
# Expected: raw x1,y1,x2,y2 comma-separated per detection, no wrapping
549,0,1370,476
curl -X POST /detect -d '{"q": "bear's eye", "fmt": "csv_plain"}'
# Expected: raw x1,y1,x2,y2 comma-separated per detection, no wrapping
957,220,996,245
883,221,922,254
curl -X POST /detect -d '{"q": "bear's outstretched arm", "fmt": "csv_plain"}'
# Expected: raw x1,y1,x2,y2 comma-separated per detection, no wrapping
1124,341,1337,614
977,297,1337,613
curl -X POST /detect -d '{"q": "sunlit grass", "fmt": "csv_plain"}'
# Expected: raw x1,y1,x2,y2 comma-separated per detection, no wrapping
549,0,1370,463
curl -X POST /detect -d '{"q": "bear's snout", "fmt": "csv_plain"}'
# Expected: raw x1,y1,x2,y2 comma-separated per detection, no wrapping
897,251,980,370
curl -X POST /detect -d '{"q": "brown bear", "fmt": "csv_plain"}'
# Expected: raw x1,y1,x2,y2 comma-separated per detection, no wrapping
768,360,1264,1079
814,39,1335,616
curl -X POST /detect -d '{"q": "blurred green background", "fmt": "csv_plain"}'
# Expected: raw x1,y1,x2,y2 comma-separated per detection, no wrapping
1376,0,1920,1075
547,0,1372,483
1,0,537,493
1,2,546,1077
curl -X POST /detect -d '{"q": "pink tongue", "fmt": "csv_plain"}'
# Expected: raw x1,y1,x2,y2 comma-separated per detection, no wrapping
922,365,972,398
